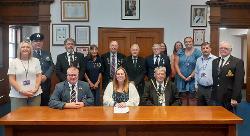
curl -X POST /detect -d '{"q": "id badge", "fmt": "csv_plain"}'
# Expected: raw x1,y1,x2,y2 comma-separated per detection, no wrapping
23,80,30,86
201,73,206,77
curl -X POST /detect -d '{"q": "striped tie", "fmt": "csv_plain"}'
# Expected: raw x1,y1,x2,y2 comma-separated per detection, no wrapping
110,53,116,78
70,84,76,102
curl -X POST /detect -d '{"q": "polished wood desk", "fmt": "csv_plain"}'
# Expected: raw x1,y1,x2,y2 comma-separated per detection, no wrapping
0,106,242,136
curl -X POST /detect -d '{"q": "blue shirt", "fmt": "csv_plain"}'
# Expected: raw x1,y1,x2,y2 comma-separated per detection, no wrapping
195,54,217,88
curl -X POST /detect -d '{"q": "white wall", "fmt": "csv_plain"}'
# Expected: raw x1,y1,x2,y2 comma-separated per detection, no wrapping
50,0,210,62
219,29,242,59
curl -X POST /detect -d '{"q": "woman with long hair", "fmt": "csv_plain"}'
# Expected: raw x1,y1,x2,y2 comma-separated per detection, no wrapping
103,67,139,107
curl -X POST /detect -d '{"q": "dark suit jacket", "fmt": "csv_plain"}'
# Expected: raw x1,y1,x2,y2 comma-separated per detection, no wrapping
142,79,178,106
101,52,126,89
212,55,244,103
55,52,85,81
145,54,171,79
123,56,145,96
49,80,94,109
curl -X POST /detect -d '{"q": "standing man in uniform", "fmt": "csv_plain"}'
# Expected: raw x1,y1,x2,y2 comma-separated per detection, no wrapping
30,33,54,106
212,41,244,112
195,42,217,106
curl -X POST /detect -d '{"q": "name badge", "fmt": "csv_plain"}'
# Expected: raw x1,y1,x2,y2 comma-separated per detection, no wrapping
23,80,30,86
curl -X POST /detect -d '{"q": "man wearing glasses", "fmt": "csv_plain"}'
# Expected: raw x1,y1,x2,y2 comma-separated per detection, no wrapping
211,41,245,112
49,67,94,109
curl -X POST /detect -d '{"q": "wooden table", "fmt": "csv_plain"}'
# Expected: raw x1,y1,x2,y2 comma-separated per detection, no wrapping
0,106,242,136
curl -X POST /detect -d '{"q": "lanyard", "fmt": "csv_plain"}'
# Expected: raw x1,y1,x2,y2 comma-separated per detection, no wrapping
201,57,210,70
21,60,29,79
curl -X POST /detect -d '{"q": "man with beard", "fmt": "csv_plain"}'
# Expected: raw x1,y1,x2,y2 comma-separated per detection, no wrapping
195,42,217,106
55,38,85,81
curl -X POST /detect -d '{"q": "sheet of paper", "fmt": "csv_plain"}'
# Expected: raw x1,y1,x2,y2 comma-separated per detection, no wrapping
114,107,129,113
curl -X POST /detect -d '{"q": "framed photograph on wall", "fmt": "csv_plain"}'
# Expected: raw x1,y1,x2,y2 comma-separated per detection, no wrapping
191,5,207,27
75,25,90,46
76,46,89,57
121,0,140,20
193,29,205,46
52,24,70,46
61,0,89,22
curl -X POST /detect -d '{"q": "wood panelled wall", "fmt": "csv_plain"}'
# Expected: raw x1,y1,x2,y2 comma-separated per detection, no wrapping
0,0,53,105
207,0,250,102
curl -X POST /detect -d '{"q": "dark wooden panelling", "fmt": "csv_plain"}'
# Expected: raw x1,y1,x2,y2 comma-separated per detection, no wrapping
207,0,250,102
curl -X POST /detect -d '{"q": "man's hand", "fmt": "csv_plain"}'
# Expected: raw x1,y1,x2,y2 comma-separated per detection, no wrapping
41,75,47,82
64,102,84,109
231,99,238,107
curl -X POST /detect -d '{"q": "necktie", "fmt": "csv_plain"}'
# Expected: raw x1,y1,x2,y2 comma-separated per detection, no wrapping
37,50,41,58
158,84,162,94
110,53,116,78
155,55,159,66
133,57,137,68
219,58,224,70
70,84,76,102
69,53,74,66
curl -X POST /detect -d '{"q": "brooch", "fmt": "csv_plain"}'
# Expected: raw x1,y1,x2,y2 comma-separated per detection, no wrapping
226,70,234,77
45,56,50,61
224,61,230,66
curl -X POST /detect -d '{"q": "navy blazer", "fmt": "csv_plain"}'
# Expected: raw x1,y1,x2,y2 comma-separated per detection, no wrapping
212,55,244,103
55,52,85,81
49,80,94,109
145,54,171,79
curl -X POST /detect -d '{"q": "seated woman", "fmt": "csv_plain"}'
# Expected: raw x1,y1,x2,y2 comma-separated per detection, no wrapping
142,67,179,106
103,67,140,107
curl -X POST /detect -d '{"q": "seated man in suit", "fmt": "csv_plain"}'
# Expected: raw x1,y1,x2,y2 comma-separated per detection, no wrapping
55,38,85,82
145,43,171,79
212,41,244,112
49,66,94,109
142,66,178,106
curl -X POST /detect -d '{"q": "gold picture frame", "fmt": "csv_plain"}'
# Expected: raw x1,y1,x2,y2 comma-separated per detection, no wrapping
61,0,89,22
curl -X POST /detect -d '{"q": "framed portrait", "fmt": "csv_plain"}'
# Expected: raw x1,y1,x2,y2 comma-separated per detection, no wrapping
193,29,205,46
76,46,89,57
75,25,90,46
190,5,207,27
52,24,70,46
121,0,140,20
61,0,89,22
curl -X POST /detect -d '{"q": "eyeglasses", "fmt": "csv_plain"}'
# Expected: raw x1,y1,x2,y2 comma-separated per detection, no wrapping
67,74,78,77
219,47,231,50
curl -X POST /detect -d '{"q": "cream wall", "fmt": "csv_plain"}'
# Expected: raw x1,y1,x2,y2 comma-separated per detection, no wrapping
50,0,210,62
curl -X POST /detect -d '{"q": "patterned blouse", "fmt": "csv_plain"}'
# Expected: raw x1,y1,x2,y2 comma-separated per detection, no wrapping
112,91,129,103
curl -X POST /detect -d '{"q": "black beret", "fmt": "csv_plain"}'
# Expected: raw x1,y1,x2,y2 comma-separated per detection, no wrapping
30,33,44,41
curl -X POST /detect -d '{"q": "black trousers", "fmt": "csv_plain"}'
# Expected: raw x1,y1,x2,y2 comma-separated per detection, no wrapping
40,79,51,106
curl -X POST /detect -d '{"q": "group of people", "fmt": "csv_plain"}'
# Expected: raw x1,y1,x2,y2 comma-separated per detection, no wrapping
8,33,244,113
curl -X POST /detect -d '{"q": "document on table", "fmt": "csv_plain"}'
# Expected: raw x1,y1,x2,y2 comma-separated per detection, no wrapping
114,107,129,113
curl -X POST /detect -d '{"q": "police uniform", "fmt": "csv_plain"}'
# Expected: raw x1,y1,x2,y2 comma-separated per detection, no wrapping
30,33,54,106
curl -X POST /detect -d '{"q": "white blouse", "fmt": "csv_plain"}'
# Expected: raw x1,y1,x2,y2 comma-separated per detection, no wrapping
8,57,42,98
